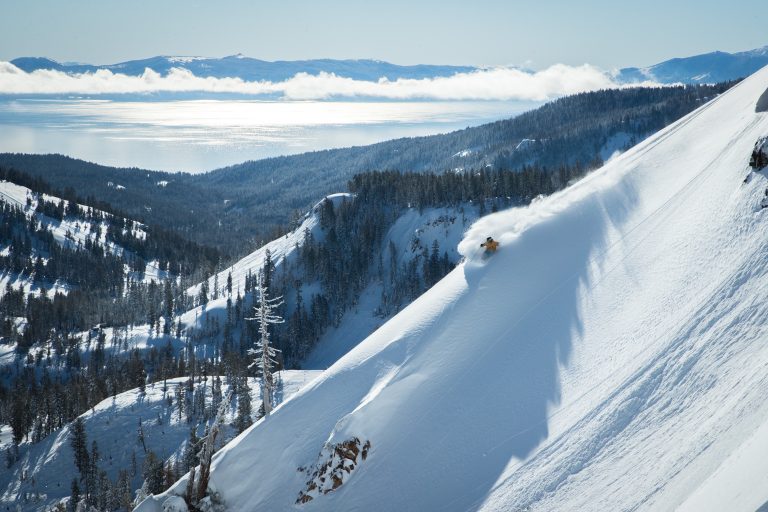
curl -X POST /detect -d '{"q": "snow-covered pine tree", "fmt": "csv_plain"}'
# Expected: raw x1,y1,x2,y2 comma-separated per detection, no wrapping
246,274,283,417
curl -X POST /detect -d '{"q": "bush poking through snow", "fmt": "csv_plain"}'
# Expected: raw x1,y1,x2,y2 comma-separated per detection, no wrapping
296,438,371,504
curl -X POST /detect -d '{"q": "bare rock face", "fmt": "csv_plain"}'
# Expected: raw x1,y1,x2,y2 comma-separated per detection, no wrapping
750,137,768,169
757,86,768,112
296,438,372,504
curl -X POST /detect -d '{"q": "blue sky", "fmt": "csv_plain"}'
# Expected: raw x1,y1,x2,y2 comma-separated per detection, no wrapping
2,0,766,68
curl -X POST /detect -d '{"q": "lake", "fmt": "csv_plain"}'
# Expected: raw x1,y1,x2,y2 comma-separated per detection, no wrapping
0,98,538,173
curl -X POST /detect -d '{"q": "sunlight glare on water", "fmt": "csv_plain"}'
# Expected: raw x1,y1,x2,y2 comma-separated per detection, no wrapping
0,99,537,173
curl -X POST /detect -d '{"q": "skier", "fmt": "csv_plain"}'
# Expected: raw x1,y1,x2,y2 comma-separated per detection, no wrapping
480,236,499,253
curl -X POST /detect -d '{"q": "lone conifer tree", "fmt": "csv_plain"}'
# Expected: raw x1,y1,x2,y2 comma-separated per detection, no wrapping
246,274,283,417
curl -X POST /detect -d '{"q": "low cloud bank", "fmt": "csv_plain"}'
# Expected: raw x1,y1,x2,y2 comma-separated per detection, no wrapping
0,62,656,101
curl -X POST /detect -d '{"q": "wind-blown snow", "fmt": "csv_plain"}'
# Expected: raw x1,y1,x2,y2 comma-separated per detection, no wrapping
141,65,768,511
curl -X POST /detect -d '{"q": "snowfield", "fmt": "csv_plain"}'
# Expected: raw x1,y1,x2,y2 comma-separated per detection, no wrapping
140,65,768,511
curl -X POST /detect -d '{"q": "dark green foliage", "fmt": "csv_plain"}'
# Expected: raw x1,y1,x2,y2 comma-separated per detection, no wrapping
0,175,207,351
348,166,588,209
70,417,89,476
0,165,222,275
234,382,253,434
68,479,80,512
142,450,165,495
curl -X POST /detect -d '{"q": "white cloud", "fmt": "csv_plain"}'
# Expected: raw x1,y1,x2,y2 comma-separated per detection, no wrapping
0,61,656,101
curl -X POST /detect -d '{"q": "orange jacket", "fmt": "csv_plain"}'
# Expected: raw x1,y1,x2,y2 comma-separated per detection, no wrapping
481,239,499,252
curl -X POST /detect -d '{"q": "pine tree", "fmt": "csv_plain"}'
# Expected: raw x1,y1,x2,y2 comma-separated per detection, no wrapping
142,450,164,495
182,427,200,472
163,279,173,334
246,275,283,417
198,280,209,306
262,249,275,291
68,478,80,512
71,417,89,477
137,418,147,454
234,381,253,434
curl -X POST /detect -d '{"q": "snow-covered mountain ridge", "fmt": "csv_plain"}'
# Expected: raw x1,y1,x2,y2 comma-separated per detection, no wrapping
0,179,167,289
0,187,480,510
140,65,768,511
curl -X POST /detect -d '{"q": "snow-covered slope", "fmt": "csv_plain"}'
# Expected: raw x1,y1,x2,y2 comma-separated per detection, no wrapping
0,371,320,510
141,66,768,512
303,205,477,369
185,193,477,368
181,193,352,334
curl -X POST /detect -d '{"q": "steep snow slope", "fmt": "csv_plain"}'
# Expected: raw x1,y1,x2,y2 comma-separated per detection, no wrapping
304,205,477,369
143,67,768,511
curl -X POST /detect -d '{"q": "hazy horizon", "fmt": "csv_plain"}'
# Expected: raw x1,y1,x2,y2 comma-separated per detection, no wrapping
2,0,766,70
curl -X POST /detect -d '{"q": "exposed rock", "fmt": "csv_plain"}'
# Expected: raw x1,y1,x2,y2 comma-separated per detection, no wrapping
757,86,768,112
296,437,372,504
750,137,768,169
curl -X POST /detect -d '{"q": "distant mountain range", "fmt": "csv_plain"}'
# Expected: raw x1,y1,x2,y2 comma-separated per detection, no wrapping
8,45,768,84
9,54,474,82
616,45,768,84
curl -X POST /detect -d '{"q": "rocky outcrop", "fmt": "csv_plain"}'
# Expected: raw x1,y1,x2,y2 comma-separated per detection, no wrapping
757,86,768,112
296,438,371,504
750,137,768,169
